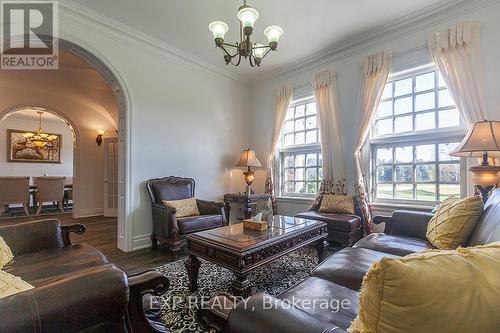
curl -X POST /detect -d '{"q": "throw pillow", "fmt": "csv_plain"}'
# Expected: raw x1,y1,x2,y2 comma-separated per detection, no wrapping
0,236,13,269
426,196,483,249
319,194,355,214
349,242,500,333
162,197,200,218
0,270,34,299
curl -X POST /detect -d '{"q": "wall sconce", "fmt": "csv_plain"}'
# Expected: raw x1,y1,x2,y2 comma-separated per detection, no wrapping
96,129,104,146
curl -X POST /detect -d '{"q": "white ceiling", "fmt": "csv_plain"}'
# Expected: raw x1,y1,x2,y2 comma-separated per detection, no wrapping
71,0,461,80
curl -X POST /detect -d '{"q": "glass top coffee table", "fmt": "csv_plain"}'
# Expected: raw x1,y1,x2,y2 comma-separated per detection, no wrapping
184,215,328,297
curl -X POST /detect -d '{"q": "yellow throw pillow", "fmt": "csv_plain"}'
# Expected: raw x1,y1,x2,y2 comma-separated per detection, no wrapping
162,197,200,218
0,270,34,298
319,194,355,214
426,196,483,249
349,242,500,333
0,236,13,269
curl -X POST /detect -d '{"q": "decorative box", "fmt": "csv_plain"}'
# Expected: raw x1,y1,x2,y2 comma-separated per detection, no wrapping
243,219,268,231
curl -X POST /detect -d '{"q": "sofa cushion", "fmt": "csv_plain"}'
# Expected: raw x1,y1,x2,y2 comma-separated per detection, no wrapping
349,242,500,333
319,194,355,214
311,247,398,290
177,214,223,234
278,277,359,331
295,211,361,232
3,243,110,286
468,189,500,246
0,264,129,332
426,196,483,249
354,233,434,256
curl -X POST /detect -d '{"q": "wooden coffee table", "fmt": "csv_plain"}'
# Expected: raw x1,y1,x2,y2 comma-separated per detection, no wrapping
184,215,328,297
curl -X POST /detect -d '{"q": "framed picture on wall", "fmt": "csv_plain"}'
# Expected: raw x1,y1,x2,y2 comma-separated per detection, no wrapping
7,129,62,163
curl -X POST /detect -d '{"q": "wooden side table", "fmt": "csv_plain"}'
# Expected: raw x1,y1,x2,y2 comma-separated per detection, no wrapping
223,193,271,220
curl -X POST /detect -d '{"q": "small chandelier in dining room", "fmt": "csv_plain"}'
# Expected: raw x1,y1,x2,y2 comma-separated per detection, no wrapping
23,110,58,148
208,0,283,67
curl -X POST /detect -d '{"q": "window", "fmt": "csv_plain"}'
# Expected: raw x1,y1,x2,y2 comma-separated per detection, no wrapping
278,98,322,197
372,65,466,203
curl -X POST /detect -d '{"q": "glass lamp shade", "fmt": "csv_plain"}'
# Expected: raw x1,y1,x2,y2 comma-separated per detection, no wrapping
237,7,259,28
253,44,266,59
450,120,500,158
208,21,229,39
264,25,284,43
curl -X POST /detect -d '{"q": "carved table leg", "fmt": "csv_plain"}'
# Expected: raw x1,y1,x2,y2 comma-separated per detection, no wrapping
316,238,328,264
185,254,201,292
231,273,252,298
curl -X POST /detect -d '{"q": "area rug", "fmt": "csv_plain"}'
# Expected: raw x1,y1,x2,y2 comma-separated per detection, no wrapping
156,244,338,332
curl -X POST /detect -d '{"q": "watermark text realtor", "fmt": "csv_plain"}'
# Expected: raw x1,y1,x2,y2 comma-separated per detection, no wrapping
1,0,58,69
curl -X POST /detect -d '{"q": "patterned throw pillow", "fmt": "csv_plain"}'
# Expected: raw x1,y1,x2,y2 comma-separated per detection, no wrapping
162,197,200,218
0,236,13,269
426,196,484,249
318,194,355,214
0,270,34,298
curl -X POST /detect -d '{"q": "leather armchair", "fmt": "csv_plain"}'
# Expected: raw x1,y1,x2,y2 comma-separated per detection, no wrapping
146,176,229,256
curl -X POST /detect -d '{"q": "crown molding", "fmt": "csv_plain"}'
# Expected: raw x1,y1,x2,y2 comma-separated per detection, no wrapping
250,0,500,86
59,0,249,86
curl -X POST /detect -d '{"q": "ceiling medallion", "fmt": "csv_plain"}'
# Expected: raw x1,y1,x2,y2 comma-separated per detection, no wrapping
208,0,283,67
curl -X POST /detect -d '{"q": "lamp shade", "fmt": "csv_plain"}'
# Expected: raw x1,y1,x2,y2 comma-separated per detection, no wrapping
208,21,229,39
450,120,500,158
237,7,259,28
264,25,283,43
236,149,262,167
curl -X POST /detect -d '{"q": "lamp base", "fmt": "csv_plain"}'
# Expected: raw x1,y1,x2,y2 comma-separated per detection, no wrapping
474,185,495,203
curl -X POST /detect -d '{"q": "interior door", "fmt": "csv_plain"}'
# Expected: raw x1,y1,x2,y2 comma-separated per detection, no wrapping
104,137,118,217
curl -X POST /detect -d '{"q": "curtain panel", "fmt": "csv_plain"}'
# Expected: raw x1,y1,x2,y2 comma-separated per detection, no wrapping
355,50,393,233
265,84,293,210
312,70,347,195
428,22,499,166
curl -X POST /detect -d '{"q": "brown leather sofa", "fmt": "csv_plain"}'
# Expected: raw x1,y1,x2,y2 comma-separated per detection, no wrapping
146,176,229,256
296,195,363,246
221,190,500,333
0,219,170,333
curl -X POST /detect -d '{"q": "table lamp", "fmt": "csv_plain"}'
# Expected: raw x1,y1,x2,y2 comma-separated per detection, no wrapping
236,149,262,194
450,120,500,202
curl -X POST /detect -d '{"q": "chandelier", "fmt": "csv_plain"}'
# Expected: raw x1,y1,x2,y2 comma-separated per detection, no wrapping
23,111,58,148
208,0,283,67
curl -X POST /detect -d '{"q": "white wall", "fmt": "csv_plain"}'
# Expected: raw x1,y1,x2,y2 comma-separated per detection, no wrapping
249,0,500,217
0,113,74,178
53,3,251,250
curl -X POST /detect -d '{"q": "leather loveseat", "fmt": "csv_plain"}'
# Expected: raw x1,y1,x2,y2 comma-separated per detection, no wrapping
221,189,500,333
0,219,170,333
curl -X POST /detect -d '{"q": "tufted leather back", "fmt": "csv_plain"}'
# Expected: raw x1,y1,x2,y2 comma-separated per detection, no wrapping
468,189,500,246
146,176,195,203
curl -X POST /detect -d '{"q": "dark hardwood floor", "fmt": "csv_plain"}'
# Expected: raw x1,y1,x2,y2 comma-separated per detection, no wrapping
1,213,179,275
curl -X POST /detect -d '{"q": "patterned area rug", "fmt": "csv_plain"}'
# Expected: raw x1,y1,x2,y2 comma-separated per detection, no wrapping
156,245,338,332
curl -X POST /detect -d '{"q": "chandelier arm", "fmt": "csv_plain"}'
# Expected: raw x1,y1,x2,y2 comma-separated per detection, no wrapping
249,54,255,67
233,52,242,66
221,42,239,49
260,48,272,60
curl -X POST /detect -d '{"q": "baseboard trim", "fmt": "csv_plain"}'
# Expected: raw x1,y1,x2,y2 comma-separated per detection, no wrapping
132,233,151,251
76,208,104,218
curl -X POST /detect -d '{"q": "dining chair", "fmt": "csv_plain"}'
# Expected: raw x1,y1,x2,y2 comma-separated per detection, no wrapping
0,177,30,216
35,177,66,215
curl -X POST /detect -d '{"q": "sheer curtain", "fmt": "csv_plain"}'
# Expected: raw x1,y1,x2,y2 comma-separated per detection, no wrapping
265,84,293,210
428,22,498,165
354,51,393,233
312,70,346,195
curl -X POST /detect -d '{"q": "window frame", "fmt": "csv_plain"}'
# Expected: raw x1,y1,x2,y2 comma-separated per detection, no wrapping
276,96,322,198
370,64,467,205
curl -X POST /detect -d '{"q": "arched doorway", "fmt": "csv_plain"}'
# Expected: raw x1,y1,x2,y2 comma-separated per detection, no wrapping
0,37,131,252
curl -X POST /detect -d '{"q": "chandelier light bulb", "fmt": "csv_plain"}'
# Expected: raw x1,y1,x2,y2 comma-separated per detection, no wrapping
208,21,229,40
264,25,284,43
253,44,266,59
237,7,259,28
